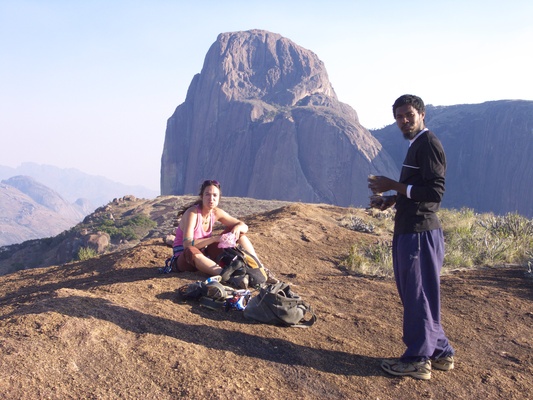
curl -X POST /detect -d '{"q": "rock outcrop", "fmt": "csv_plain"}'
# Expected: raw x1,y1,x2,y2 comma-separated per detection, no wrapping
161,30,398,206
372,100,533,217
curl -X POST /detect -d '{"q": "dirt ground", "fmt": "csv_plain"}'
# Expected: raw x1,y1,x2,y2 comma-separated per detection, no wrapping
0,202,531,399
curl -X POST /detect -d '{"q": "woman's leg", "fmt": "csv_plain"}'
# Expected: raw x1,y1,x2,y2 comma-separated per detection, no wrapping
176,252,195,272
237,235,259,259
192,252,223,275
178,246,222,275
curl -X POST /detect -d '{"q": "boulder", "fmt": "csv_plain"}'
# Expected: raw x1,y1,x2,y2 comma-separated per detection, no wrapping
82,232,110,254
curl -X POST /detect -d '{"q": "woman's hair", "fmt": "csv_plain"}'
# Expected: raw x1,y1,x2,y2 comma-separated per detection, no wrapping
177,180,221,217
392,94,425,118
198,180,221,195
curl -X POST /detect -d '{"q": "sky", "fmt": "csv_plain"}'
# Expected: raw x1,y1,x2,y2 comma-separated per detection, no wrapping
1,0,532,192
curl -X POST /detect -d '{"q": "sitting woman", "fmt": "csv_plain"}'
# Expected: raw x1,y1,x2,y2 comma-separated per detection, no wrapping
172,179,261,275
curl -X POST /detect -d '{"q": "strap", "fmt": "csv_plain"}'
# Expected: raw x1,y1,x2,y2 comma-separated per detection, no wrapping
199,296,226,310
237,245,265,269
268,281,288,295
205,281,233,300
158,255,176,274
289,305,317,328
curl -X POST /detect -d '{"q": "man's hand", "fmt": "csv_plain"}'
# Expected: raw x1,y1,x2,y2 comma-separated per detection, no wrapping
369,195,396,211
368,175,406,196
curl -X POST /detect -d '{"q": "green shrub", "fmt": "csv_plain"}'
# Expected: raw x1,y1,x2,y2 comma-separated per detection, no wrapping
78,246,97,261
339,213,375,233
442,209,533,268
472,212,533,266
342,245,366,272
440,208,478,268
129,214,157,227
94,213,157,241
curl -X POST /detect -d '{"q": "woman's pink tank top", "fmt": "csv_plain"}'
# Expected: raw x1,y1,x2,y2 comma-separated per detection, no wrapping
173,205,214,248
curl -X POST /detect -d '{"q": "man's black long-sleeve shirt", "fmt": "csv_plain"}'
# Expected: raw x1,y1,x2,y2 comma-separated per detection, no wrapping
394,130,446,235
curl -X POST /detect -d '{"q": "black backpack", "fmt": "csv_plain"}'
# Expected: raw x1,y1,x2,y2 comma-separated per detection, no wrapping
177,279,251,311
216,246,268,289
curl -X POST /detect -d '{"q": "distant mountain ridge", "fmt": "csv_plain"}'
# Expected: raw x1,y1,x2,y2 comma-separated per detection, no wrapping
0,162,158,206
0,176,84,246
2,176,86,221
372,100,533,218
0,164,159,246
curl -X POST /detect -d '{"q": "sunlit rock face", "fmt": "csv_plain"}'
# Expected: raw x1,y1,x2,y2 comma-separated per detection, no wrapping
161,29,398,207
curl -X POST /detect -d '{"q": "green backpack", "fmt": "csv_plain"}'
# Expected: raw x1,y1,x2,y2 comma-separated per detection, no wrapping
243,282,317,328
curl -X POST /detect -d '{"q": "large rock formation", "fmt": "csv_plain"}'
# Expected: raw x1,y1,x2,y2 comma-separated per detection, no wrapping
372,100,533,217
161,30,398,206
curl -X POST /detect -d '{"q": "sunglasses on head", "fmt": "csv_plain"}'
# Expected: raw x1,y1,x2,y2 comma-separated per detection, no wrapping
202,180,220,188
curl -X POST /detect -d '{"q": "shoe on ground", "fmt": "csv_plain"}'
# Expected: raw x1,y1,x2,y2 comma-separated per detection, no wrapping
431,355,454,371
381,359,431,380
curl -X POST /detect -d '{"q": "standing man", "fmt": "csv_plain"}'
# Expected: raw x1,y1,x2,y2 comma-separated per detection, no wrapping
368,94,455,380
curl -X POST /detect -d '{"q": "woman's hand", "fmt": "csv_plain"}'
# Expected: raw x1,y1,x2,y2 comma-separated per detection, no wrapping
216,209,248,241
231,222,246,240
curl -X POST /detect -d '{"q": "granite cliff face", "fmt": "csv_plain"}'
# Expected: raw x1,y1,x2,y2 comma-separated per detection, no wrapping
161,30,398,206
372,100,533,217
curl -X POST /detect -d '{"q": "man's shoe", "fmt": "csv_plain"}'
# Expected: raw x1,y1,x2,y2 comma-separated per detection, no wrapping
381,359,431,380
431,355,454,371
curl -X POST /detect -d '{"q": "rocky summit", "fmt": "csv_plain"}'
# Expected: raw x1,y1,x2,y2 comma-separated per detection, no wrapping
0,197,531,399
161,29,398,206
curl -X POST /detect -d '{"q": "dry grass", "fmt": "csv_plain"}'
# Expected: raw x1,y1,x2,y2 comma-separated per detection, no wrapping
341,207,533,277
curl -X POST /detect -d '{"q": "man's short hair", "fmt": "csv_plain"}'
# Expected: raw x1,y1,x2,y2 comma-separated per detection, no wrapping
392,94,425,118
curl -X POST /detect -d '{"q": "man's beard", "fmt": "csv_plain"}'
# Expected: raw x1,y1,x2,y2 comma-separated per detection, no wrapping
402,130,418,140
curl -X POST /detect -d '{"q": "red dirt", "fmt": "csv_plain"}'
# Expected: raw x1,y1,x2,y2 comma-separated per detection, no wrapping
0,203,531,399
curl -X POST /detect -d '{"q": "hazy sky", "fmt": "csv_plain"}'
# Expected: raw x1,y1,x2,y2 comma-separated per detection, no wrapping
1,0,532,191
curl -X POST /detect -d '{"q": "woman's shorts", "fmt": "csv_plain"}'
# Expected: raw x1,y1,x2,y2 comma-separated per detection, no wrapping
175,242,223,272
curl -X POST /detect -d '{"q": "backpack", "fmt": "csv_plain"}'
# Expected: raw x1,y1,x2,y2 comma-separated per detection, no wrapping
243,282,317,328
177,278,251,311
216,246,268,289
